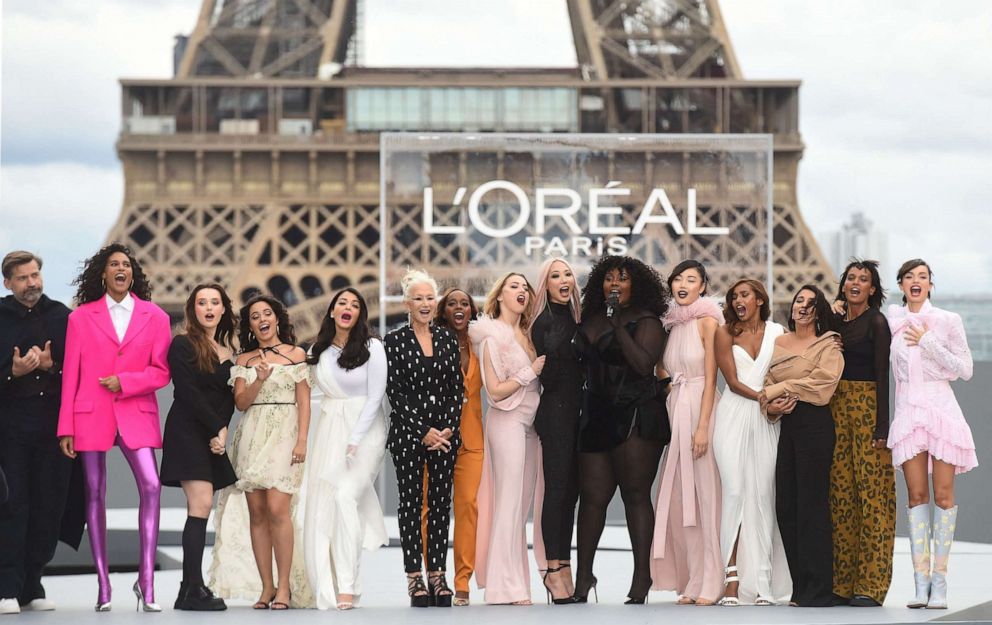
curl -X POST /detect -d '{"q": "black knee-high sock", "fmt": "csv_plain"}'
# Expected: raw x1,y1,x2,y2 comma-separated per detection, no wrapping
182,516,208,586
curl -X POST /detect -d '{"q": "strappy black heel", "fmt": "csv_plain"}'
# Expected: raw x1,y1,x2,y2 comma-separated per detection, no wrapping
407,574,429,608
572,575,598,604
427,572,453,608
543,566,579,605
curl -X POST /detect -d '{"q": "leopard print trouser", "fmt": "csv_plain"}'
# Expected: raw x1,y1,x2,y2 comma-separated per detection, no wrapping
829,380,897,603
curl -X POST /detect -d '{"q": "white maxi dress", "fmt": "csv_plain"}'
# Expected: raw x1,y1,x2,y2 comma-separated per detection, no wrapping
303,340,389,609
712,321,792,604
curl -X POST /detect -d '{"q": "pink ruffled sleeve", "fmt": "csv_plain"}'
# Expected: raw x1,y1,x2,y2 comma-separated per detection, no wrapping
479,337,532,412
919,314,973,381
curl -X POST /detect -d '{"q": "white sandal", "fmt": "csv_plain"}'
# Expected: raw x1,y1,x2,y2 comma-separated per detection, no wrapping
718,566,740,606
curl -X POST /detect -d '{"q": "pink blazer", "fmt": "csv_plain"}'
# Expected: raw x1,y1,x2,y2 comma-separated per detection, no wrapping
57,295,172,451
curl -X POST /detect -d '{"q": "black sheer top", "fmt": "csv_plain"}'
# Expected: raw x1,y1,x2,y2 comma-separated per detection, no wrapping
836,307,891,439
531,301,583,436
573,307,667,452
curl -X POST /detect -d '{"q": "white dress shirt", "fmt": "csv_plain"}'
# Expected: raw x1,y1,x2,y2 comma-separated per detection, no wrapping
105,292,135,342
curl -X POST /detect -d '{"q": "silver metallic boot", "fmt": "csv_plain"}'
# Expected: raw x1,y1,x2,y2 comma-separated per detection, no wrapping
927,505,958,610
906,504,931,608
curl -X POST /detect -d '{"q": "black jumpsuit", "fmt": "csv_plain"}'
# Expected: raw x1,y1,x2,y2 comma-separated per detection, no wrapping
531,301,583,561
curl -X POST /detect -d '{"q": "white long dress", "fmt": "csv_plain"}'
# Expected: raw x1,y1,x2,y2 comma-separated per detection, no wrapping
303,340,389,609
712,321,792,604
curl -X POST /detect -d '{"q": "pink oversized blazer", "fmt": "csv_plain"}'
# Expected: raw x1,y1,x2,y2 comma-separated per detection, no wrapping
57,295,172,451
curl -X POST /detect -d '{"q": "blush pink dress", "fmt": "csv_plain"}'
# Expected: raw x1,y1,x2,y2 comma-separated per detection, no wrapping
469,316,547,604
887,300,977,474
651,297,724,602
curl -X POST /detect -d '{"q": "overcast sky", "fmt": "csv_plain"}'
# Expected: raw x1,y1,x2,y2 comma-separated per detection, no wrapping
2,0,990,302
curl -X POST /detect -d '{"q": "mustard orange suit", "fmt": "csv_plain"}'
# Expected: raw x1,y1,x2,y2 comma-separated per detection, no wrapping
422,345,483,592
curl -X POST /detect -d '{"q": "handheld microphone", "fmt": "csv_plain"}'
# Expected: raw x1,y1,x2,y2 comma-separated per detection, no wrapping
606,289,619,318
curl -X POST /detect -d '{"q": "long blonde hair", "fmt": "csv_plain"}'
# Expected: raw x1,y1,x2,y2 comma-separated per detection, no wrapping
483,272,536,330
529,257,581,331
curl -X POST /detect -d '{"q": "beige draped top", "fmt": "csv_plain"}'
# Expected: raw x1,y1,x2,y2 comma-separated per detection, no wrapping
763,331,844,408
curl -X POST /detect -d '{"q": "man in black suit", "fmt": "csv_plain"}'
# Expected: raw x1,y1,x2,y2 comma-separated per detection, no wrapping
0,251,72,614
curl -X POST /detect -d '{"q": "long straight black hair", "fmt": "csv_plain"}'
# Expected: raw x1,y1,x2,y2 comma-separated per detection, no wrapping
308,287,376,370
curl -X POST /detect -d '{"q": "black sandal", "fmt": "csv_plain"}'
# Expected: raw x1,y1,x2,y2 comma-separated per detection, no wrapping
270,590,291,610
428,572,453,608
407,574,429,608
252,589,276,610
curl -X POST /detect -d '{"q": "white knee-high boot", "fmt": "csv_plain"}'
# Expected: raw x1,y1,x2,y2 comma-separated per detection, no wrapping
906,504,931,608
927,505,957,609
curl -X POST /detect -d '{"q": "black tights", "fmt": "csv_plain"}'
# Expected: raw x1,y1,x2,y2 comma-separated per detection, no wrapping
575,434,664,598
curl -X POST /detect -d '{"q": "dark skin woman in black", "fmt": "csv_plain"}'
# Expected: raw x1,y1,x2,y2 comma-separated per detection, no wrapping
572,255,669,604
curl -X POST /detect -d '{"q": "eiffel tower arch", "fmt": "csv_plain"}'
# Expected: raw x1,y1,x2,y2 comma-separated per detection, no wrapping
110,0,834,335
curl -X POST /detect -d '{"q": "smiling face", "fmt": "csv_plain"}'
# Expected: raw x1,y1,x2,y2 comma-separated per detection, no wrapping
4,260,44,308
248,301,278,343
405,282,437,325
731,282,762,324
899,264,932,305
546,260,576,305
791,288,818,330
842,266,875,307
332,290,362,332
602,266,632,307
193,287,225,331
103,251,133,299
442,289,473,331
671,267,705,306
499,274,531,316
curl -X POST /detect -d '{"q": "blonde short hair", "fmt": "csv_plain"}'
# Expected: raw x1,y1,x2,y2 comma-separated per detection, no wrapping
401,268,438,300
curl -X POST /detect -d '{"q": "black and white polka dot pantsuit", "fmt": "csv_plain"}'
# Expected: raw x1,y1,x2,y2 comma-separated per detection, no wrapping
385,324,463,574
393,446,458,571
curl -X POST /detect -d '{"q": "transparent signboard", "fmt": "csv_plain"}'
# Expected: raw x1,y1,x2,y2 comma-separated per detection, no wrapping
380,133,772,329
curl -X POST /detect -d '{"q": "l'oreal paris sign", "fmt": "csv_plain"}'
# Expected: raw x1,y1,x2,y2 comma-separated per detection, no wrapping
423,180,729,258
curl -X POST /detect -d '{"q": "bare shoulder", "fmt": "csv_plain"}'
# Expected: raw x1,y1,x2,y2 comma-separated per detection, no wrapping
286,345,308,362
698,316,719,335
714,323,733,345
236,351,257,367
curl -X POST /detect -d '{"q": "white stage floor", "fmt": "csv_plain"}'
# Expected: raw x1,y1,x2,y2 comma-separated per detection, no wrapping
28,508,992,624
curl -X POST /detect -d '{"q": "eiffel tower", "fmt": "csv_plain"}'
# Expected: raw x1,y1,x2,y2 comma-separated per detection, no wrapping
110,0,834,337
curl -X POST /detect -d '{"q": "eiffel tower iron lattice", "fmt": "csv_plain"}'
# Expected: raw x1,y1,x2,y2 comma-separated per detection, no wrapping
109,0,834,337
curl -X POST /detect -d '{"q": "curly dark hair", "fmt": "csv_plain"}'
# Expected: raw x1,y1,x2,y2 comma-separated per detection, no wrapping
72,243,152,305
308,288,377,370
835,258,886,310
788,284,836,336
581,255,668,318
238,294,296,354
